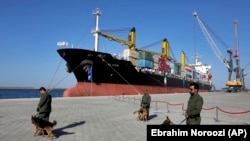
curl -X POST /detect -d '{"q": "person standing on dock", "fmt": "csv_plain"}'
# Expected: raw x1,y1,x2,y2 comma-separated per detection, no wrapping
36,87,52,121
140,90,151,120
185,82,203,125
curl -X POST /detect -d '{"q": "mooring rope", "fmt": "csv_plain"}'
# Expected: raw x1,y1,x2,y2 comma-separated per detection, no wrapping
47,59,63,91
103,59,140,94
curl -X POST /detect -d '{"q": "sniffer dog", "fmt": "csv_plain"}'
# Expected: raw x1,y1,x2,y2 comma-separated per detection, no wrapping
161,116,174,125
133,107,148,122
31,115,57,139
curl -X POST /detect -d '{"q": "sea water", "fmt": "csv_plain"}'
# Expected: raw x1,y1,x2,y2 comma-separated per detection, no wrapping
0,89,64,99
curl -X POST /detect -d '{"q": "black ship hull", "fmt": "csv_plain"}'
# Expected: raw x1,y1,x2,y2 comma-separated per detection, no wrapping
57,48,212,97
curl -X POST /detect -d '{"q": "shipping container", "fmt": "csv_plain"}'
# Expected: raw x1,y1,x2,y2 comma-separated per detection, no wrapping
174,63,181,75
127,56,138,66
138,59,153,69
123,49,138,60
138,51,153,61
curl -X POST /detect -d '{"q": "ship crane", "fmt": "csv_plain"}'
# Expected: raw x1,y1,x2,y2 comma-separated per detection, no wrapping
92,28,136,50
92,27,171,61
91,8,136,50
92,8,170,62
136,38,176,63
193,11,241,92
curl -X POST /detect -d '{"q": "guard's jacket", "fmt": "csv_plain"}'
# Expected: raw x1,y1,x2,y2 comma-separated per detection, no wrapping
141,94,151,108
186,94,203,125
38,93,52,113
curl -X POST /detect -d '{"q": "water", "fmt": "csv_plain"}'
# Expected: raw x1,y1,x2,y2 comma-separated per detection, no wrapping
0,89,65,99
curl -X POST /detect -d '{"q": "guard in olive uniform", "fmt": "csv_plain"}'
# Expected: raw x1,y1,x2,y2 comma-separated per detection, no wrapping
37,87,52,121
140,90,151,120
186,82,203,125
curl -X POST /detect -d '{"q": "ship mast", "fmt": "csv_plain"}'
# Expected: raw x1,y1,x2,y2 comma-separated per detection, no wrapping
93,8,101,52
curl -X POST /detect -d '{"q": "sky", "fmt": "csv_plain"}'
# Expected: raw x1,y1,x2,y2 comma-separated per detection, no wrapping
1,0,250,90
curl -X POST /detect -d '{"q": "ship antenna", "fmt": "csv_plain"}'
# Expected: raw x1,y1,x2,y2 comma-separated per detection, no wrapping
93,8,101,52
194,54,201,65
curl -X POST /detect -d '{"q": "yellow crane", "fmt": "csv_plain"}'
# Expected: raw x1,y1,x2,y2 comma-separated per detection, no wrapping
93,27,136,50
93,27,171,61
91,8,172,72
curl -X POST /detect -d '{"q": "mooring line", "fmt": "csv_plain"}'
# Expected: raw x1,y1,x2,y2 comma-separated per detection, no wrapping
103,60,140,94
47,59,63,91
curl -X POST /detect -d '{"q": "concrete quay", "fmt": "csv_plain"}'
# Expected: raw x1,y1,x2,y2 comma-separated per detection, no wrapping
0,92,250,141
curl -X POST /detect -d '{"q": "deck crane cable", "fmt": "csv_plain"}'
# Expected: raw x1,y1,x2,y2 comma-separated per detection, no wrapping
66,18,96,49
138,39,179,62
185,54,191,64
138,39,177,62
138,39,163,49
201,18,231,51
193,12,233,70
100,28,131,33
100,28,174,60
74,22,94,48
242,63,250,79
243,62,250,70
169,45,177,62
244,71,250,78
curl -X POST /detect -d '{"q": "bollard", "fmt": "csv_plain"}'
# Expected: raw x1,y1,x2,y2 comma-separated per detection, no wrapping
214,106,219,122
166,103,170,113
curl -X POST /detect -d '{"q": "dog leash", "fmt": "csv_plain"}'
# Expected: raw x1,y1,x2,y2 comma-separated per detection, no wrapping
178,118,187,125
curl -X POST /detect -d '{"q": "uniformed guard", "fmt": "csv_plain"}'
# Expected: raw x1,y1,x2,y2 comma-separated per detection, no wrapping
140,90,151,120
185,82,203,125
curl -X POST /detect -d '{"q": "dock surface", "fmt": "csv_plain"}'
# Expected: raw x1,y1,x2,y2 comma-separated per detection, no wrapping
0,92,250,141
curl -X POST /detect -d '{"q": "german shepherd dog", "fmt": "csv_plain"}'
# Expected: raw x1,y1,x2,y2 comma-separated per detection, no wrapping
161,116,174,125
31,115,57,139
133,107,148,122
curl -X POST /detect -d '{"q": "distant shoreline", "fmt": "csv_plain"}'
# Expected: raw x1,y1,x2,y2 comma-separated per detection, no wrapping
0,86,66,90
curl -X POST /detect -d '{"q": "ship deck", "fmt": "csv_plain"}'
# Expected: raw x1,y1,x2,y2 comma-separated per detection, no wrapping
0,92,250,141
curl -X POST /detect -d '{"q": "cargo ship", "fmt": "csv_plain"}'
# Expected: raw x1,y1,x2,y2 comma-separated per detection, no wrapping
57,8,212,97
